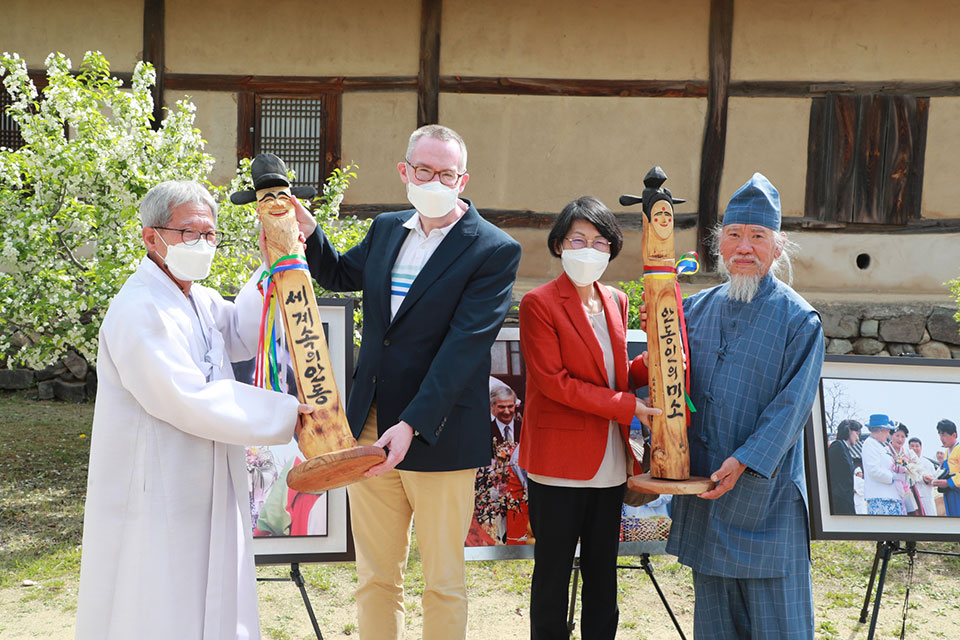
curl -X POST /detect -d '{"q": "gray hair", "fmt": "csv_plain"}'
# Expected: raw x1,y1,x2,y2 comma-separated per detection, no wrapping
710,223,799,286
490,386,517,405
405,124,468,172
140,180,218,228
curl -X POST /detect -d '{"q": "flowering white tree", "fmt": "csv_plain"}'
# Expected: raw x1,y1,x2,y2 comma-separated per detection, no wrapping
0,51,215,368
1,51,366,370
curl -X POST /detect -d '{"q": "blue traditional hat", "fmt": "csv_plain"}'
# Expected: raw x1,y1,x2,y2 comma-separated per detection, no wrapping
722,172,781,231
865,413,895,431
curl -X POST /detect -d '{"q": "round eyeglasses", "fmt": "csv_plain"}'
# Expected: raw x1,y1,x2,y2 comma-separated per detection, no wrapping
153,226,225,248
403,160,465,187
565,236,611,252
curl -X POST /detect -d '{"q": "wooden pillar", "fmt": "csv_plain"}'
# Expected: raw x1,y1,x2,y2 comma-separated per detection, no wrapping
418,0,442,127
696,0,733,272
324,92,343,176
142,0,165,130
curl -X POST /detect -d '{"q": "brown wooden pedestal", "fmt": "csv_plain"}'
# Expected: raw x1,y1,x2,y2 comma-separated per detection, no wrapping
287,445,387,493
628,472,715,495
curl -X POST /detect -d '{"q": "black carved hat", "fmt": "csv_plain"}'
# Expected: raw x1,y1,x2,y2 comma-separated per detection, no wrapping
229,153,318,205
618,166,685,217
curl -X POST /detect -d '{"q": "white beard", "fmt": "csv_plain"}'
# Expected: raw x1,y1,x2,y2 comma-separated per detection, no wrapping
718,257,762,303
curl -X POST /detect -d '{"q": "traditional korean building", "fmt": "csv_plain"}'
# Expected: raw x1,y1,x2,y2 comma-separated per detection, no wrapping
4,0,959,355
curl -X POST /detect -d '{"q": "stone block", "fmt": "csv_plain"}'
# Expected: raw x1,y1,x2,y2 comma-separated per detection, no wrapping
37,380,55,400
821,311,860,339
860,319,879,338
85,371,97,399
826,338,853,355
888,343,916,357
35,363,67,382
927,309,960,346
62,350,88,380
918,341,952,360
951,348,960,360
53,379,87,403
0,369,34,390
878,314,926,343
853,338,885,355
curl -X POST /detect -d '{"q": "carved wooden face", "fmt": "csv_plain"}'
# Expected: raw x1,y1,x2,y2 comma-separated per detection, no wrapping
650,200,674,240
256,186,295,222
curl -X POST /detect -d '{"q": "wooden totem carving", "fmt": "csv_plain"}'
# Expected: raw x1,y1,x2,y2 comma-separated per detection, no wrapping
231,154,385,493
621,167,713,494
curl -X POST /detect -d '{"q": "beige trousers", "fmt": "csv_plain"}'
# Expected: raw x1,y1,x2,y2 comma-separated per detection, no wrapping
347,403,477,640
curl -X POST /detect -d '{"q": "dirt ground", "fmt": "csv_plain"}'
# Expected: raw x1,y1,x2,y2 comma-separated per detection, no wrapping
2,541,959,639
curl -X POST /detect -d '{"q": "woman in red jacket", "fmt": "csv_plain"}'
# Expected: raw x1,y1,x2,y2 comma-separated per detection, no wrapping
518,196,658,639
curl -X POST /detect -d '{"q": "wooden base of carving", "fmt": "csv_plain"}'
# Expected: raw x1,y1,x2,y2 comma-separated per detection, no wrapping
628,472,715,495
287,445,387,493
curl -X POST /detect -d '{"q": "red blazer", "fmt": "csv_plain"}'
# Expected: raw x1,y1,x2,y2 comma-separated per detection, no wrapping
518,273,648,480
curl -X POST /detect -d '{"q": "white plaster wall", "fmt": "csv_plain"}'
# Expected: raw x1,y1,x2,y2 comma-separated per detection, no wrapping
721,98,810,218
922,98,960,220
440,93,707,213
442,0,709,79
1,0,142,70
165,0,419,76
164,91,239,187
790,231,960,297
732,0,960,82
341,92,419,204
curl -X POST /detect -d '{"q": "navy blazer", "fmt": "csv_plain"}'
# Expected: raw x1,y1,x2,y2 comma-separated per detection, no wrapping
304,201,521,472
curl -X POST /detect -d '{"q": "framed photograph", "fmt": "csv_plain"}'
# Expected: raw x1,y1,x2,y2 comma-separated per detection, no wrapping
806,355,960,542
465,327,669,561
238,297,356,564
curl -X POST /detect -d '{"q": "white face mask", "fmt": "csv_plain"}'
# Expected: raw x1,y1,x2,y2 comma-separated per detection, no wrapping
156,233,216,281
561,248,610,287
406,180,460,218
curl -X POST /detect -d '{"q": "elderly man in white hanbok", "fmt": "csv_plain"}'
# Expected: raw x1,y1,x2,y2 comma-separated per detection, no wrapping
75,181,310,640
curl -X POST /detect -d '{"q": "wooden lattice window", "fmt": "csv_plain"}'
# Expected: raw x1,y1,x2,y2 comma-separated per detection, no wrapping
1,89,26,151
245,94,342,196
805,94,928,224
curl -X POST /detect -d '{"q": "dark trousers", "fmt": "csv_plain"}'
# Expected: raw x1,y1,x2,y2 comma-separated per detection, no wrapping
528,479,624,640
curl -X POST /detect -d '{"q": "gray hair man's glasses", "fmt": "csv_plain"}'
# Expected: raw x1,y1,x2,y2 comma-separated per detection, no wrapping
153,227,225,247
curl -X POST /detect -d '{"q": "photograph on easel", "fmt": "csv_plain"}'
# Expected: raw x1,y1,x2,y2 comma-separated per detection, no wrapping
234,298,356,564
465,327,672,560
806,355,960,542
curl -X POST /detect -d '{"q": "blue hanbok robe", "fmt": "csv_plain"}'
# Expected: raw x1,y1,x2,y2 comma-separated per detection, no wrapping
666,273,824,578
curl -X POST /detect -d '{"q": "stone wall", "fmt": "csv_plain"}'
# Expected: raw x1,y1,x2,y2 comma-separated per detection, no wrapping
0,350,95,402
2,304,958,402
817,303,960,359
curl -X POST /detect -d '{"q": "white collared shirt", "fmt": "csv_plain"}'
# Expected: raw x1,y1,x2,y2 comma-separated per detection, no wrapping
390,213,459,319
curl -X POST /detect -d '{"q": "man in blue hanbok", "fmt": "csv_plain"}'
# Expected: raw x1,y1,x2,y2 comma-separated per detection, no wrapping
932,419,960,515
666,173,824,639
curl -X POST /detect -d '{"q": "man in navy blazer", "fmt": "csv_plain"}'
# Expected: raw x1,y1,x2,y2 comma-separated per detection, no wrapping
296,124,521,640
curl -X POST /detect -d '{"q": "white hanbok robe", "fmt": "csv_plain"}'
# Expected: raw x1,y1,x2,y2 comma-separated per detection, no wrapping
75,257,300,640
912,456,939,516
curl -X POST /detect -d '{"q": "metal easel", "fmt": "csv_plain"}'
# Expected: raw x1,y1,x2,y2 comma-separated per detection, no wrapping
566,542,687,639
860,540,960,640
257,563,324,640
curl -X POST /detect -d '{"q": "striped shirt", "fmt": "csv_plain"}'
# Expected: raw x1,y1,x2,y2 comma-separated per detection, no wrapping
390,213,459,319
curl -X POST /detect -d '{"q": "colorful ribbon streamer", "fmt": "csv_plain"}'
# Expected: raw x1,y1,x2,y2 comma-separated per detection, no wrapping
255,254,310,392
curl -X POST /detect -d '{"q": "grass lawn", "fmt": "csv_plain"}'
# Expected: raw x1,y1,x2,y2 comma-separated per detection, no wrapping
1,389,958,639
